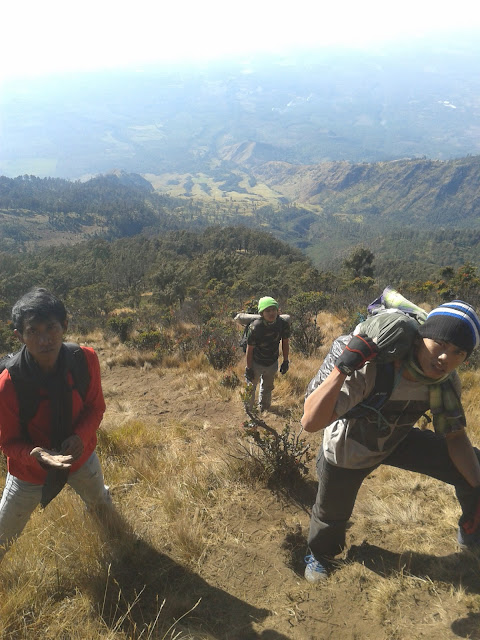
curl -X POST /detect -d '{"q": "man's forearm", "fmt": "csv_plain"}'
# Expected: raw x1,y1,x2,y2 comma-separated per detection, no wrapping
301,368,345,433
246,345,254,369
446,430,480,487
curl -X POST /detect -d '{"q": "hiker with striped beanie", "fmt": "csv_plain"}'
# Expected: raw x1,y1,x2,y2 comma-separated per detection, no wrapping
418,301,480,357
301,291,480,583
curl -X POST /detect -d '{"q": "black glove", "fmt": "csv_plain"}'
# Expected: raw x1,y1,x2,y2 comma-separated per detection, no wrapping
280,360,289,375
244,367,255,383
335,334,378,376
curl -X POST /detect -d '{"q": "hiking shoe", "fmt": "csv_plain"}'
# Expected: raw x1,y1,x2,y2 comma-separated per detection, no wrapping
304,553,328,583
457,526,480,550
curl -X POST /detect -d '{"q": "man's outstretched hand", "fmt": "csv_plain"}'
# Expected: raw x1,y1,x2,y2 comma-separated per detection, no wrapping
461,486,480,536
30,447,74,469
245,367,255,383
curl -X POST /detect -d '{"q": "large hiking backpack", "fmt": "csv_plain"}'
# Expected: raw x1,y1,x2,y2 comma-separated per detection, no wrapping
234,312,292,353
239,323,251,353
0,342,90,441
306,286,427,418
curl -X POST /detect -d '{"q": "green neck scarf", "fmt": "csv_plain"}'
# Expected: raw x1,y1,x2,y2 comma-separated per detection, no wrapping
404,353,465,435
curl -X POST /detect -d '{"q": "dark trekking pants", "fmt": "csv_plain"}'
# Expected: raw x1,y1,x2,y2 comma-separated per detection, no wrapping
307,427,480,560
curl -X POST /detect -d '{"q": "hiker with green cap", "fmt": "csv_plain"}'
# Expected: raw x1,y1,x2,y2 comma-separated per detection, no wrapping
301,290,480,583
244,296,290,412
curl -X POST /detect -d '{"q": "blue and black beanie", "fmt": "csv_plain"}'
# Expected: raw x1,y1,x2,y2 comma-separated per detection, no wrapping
418,300,480,357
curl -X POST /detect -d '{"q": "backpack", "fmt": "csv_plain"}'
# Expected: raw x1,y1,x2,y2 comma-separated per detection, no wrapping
239,322,252,353
234,312,292,353
306,286,427,419
0,342,90,441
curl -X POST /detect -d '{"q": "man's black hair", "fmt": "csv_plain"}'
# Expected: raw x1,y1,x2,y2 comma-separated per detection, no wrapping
12,288,67,332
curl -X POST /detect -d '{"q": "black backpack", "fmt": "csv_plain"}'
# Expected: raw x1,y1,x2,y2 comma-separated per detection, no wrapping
306,334,398,420
0,343,90,441
239,321,253,353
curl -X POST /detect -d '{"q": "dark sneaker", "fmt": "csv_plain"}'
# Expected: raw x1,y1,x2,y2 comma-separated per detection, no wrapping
304,553,328,583
457,526,480,550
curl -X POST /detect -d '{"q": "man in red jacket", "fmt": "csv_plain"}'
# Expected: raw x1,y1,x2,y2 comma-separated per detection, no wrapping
0,288,111,555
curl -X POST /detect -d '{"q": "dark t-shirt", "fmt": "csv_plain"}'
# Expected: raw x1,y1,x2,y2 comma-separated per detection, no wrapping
247,316,290,366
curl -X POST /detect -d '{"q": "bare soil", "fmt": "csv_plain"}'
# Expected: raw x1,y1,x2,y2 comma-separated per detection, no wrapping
99,360,480,640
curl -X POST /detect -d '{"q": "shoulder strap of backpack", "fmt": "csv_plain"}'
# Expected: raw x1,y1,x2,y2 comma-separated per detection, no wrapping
3,350,38,443
344,362,395,420
4,343,90,443
239,321,253,352
63,343,90,401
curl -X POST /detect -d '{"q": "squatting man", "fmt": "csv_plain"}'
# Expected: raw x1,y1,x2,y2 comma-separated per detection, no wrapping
0,288,112,556
301,300,480,582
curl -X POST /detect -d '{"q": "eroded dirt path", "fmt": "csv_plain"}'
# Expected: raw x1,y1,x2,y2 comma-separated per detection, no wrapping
98,359,480,640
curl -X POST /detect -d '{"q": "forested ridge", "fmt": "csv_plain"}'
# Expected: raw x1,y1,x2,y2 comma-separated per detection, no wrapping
0,155,479,287
0,224,478,364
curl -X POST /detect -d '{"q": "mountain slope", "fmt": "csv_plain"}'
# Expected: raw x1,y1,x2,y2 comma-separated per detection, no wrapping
252,156,480,225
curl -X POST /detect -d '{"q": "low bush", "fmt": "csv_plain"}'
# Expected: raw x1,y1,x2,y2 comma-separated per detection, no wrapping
200,319,239,370
106,316,134,342
240,400,313,483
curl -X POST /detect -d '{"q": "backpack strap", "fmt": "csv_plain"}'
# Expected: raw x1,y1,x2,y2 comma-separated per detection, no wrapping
63,343,90,401
344,362,395,420
239,321,253,353
3,350,38,443
3,343,90,443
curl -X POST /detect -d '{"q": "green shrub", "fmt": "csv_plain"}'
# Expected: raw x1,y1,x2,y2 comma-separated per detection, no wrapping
200,319,239,370
241,408,313,483
170,328,200,360
128,329,174,354
106,316,134,342
288,291,327,356
220,369,240,389
0,322,17,354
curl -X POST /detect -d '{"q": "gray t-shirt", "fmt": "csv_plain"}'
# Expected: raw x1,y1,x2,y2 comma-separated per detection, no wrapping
307,336,462,469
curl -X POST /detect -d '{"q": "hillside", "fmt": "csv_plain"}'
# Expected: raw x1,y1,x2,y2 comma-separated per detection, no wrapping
252,157,480,224
1,152,479,280
1,320,479,639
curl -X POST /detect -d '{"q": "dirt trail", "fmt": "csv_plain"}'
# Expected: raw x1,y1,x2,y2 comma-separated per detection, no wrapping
99,360,480,640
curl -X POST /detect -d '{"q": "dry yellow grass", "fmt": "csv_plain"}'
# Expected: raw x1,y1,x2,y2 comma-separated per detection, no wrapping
1,319,480,639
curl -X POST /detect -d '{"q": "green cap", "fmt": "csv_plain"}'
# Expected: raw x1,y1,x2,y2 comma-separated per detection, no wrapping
258,296,279,313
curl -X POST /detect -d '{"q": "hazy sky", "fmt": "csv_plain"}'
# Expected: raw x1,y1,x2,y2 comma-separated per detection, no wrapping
2,0,480,79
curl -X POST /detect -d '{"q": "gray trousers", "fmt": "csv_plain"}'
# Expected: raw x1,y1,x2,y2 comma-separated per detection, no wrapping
247,360,278,410
0,452,111,553
308,428,480,559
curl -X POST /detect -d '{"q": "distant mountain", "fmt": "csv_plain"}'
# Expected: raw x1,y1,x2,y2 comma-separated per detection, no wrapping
2,35,480,179
252,156,480,226
0,155,479,282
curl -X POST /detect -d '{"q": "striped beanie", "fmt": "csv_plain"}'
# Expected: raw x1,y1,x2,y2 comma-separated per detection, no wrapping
418,300,480,356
